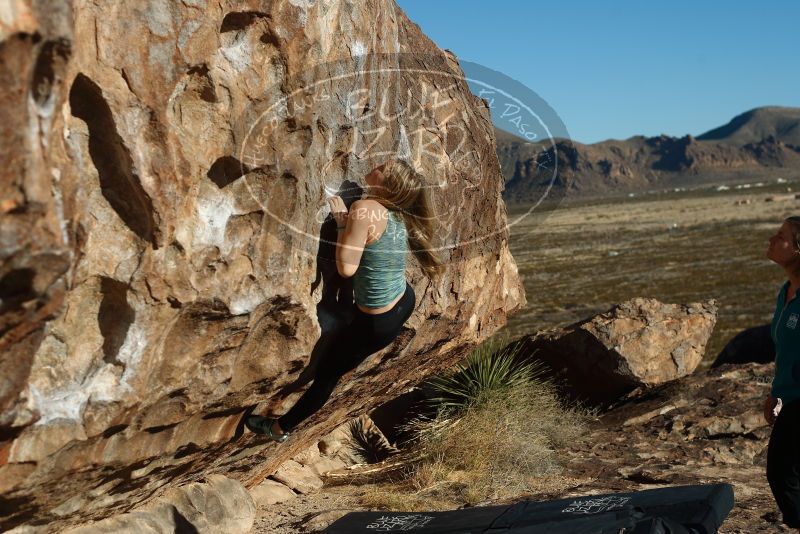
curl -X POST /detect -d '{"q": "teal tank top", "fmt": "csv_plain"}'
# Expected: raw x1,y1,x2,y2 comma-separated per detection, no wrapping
353,210,408,308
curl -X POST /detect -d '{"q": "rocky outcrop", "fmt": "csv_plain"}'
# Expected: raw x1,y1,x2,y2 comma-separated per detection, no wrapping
495,108,800,202
0,1,524,531
238,363,785,533
510,297,718,406
61,474,255,534
555,361,781,532
52,413,385,533
697,106,800,146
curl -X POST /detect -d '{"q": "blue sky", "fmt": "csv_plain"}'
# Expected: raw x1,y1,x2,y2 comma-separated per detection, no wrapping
395,1,800,145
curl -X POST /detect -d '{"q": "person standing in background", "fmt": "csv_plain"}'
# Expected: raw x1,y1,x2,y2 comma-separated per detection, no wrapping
765,216,800,533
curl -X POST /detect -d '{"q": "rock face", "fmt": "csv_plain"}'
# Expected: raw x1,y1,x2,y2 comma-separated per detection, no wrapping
511,297,718,406
0,1,525,530
61,474,256,534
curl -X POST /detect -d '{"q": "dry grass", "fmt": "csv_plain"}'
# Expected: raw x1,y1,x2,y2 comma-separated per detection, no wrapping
354,375,594,508
358,484,452,511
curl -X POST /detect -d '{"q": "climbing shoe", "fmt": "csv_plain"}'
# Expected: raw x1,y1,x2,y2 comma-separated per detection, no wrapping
244,415,290,443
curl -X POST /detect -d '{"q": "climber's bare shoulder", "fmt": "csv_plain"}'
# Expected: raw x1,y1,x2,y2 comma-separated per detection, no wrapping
351,198,386,218
350,199,387,244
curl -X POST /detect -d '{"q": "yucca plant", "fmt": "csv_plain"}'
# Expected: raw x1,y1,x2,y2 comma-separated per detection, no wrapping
384,335,589,505
421,334,551,417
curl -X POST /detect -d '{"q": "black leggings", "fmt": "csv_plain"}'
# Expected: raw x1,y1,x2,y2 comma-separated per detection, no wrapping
277,281,416,432
768,397,800,528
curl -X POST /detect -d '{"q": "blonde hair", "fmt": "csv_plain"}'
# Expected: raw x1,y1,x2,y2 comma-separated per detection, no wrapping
365,158,445,282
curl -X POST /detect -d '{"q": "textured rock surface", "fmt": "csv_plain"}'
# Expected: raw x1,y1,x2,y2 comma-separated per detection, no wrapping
0,0,524,530
511,297,718,405
60,474,255,534
271,460,324,495
38,415,377,531
556,362,781,533
250,479,297,506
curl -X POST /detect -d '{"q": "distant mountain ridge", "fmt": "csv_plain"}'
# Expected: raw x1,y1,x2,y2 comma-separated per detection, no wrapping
697,106,800,146
495,106,800,203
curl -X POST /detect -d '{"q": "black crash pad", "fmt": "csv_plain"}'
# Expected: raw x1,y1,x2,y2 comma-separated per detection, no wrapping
322,483,734,533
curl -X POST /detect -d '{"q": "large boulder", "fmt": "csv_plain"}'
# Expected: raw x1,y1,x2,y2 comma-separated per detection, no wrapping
511,297,718,406
0,0,525,530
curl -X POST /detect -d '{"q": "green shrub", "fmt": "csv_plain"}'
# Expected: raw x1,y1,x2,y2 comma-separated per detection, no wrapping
384,334,592,505
421,333,550,417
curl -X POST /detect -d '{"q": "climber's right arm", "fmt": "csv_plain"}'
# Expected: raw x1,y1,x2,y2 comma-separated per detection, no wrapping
335,200,370,278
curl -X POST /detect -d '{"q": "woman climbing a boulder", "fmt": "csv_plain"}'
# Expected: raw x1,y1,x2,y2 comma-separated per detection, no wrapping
765,215,800,532
245,158,444,442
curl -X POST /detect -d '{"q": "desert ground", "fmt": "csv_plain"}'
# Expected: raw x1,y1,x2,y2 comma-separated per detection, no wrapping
498,177,800,369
